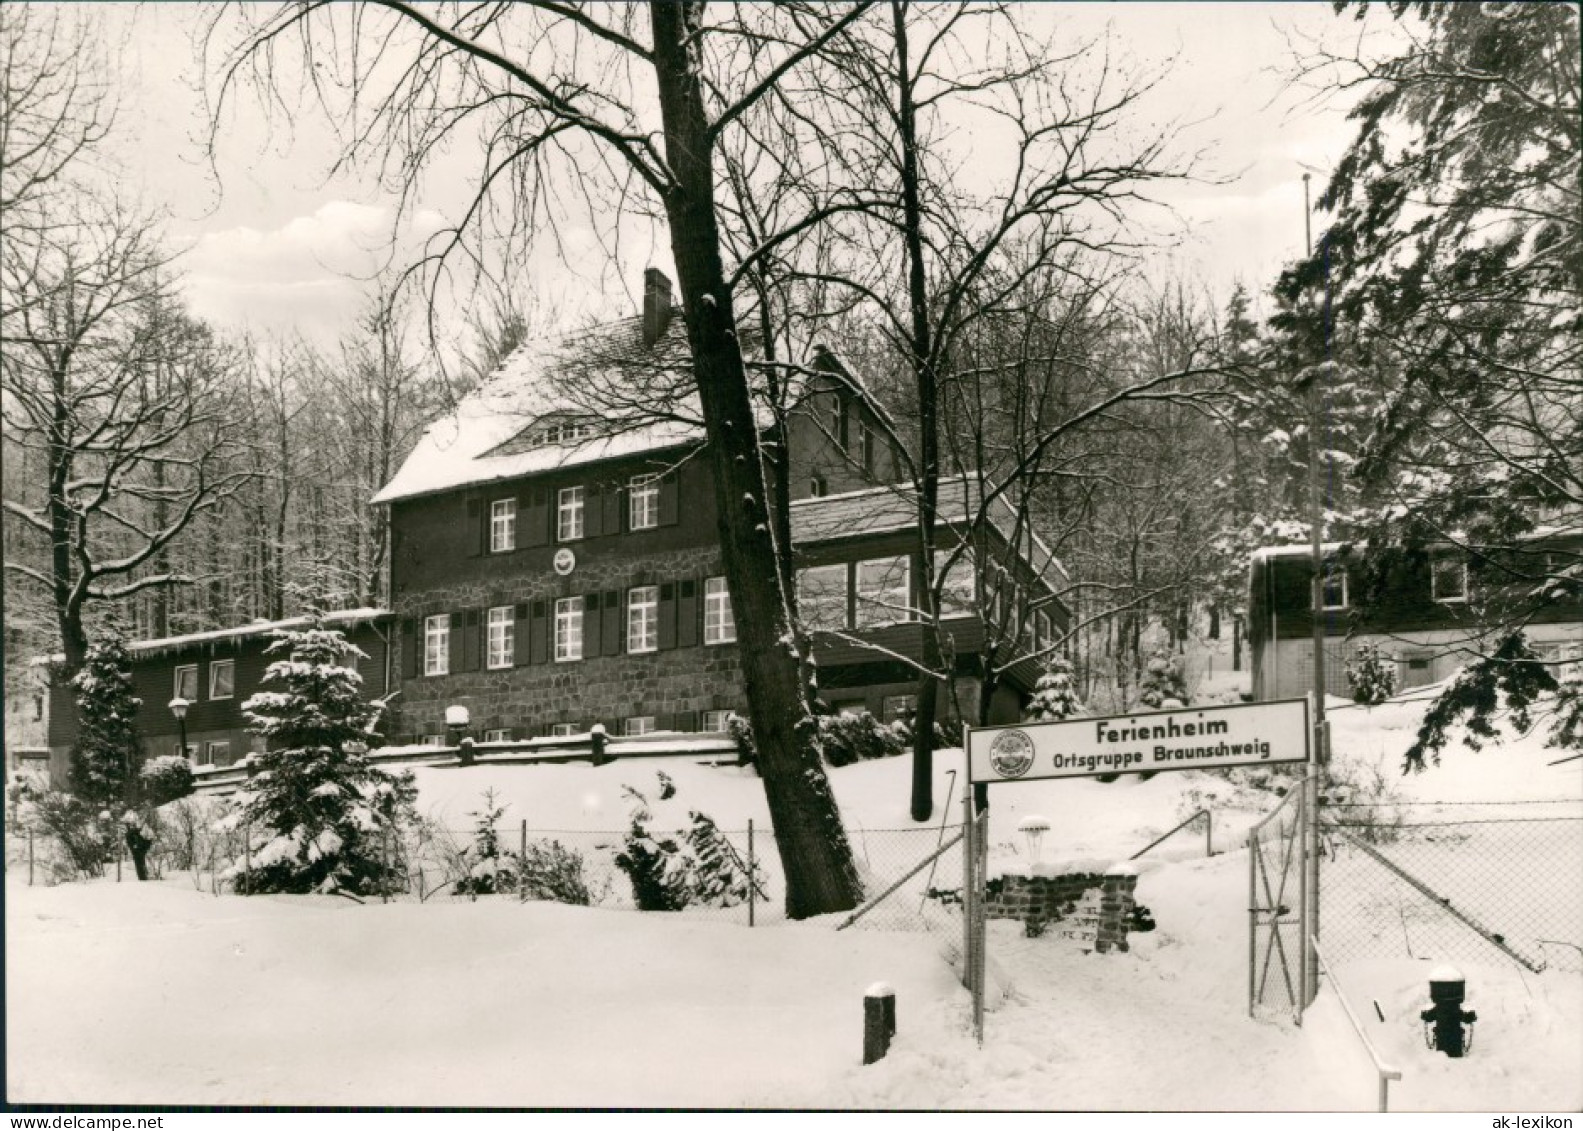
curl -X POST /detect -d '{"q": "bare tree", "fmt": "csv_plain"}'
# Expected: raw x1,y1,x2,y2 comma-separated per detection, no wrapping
2,208,250,675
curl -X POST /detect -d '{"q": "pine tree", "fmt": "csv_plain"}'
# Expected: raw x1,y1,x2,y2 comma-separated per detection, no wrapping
1139,650,1189,708
454,789,517,897
68,637,144,809
226,621,415,895
1026,657,1084,722
1345,643,1399,707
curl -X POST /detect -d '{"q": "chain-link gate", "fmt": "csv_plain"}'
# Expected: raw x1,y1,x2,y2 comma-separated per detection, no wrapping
1248,785,1307,1022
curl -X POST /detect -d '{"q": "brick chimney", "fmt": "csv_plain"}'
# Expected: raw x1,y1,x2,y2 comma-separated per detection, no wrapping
642,268,672,347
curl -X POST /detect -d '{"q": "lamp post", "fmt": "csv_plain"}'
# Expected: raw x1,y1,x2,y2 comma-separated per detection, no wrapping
168,697,190,762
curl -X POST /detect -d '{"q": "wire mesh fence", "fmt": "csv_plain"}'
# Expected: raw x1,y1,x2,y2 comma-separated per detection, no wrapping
1248,786,1307,1021
1322,803,1583,975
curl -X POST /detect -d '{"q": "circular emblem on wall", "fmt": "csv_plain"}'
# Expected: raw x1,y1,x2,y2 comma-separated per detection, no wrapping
988,729,1035,779
553,547,576,576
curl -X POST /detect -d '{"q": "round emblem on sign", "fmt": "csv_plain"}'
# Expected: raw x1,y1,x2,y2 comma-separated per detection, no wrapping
553,547,576,576
988,729,1035,779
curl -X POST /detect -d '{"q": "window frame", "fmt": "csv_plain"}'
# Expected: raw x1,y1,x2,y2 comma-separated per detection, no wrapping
554,597,584,662
208,659,235,701
624,716,656,737
704,576,736,645
486,605,515,670
882,694,917,723
855,555,913,628
174,664,198,702
797,563,850,631
490,498,517,553
934,549,976,618
203,740,229,766
701,709,733,733
483,728,510,743
627,586,659,654
1431,554,1468,604
550,722,579,737
424,614,451,676
1321,566,1349,611
629,474,660,531
557,485,586,542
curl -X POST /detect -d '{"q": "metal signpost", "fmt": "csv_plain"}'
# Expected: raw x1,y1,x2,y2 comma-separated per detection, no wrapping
961,697,1312,1042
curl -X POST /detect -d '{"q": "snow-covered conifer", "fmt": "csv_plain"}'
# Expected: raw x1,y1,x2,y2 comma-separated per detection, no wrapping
1345,643,1398,707
68,637,144,809
1139,651,1189,708
1026,656,1084,722
225,621,415,895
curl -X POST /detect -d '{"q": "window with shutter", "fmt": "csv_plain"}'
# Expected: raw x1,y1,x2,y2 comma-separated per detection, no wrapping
703,576,735,644
425,614,451,676
627,586,659,653
487,606,514,668
555,598,583,661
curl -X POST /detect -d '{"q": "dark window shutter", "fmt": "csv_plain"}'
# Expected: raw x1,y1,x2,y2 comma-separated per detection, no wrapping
585,484,604,538
670,710,696,733
461,609,480,672
530,600,549,664
511,725,527,741
514,603,531,666
584,593,602,659
658,582,678,650
677,579,699,648
601,590,621,656
603,485,623,536
401,619,418,679
658,472,679,527
523,488,550,548
449,611,466,673
467,499,484,556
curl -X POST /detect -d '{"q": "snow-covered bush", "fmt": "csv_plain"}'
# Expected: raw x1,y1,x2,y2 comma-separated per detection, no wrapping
1345,642,1398,706
613,782,692,911
223,621,416,896
685,812,766,908
20,789,113,879
1138,651,1189,709
519,839,601,906
1026,657,1084,722
139,756,196,807
818,712,904,767
453,790,517,897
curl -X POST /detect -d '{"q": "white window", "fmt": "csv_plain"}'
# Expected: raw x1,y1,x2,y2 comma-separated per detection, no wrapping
557,486,585,542
550,723,579,737
882,694,916,723
934,549,975,617
555,597,583,661
856,555,912,628
629,475,660,531
422,734,445,748
490,498,517,552
627,586,658,654
797,564,849,631
208,659,235,700
1432,554,1468,603
424,614,450,676
483,728,510,743
702,710,733,733
704,576,736,644
203,740,230,766
540,419,594,446
625,716,656,737
487,605,515,669
174,664,198,702
1321,566,1348,610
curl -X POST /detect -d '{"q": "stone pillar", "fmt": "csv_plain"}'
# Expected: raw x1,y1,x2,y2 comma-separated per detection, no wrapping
1095,863,1139,954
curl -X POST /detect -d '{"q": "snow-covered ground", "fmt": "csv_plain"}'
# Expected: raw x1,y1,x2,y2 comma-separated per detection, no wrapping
7,685,1582,1110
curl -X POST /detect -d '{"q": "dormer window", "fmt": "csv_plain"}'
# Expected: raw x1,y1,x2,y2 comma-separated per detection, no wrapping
1432,553,1468,603
808,474,827,498
535,416,595,447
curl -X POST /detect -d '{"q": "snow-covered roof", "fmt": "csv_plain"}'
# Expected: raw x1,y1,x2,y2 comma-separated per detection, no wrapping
372,315,704,505
31,608,395,665
1250,542,1351,562
790,477,1071,596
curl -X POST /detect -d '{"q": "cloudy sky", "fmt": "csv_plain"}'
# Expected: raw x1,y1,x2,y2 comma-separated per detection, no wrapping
85,2,1385,348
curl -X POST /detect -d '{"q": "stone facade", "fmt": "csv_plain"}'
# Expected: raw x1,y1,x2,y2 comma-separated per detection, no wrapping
392,544,745,739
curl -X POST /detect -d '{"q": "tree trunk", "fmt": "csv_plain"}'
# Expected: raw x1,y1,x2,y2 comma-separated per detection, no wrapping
650,2,861,918
893,1,941,823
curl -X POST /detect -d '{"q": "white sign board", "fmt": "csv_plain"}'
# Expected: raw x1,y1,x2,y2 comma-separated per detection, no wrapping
968,698,1310,784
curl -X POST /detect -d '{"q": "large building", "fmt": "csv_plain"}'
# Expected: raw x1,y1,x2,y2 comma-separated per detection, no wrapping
1248,534,1583,702
40,272,1069,775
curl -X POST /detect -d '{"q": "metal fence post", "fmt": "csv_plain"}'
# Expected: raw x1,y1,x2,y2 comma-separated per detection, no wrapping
520,819,528,903
28,830,34,886
1247,824,1257,1017
747,819,755,927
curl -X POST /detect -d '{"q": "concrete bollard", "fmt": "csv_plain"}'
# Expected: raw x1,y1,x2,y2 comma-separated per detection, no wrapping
458,736,476,767
863,983,897,1065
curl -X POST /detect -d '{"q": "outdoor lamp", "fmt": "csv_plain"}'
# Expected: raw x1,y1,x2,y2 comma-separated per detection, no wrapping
168,697,190,761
